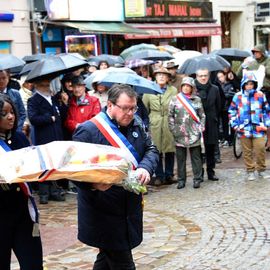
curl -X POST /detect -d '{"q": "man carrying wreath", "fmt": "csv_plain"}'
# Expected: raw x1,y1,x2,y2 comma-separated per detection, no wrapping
73,84,159,269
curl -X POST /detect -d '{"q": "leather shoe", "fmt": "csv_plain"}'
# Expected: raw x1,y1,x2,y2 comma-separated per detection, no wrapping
164,176,175,185
193,180,201,188
153,178,163,187
177,181,185,189
49,193,66,202
208,175,219,181
39,195,48,204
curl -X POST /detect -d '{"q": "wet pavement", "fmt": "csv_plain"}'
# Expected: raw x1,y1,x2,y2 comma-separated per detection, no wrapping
11,147,270,270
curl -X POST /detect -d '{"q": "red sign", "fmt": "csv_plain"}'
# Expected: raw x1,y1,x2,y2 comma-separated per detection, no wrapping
124,23,222,39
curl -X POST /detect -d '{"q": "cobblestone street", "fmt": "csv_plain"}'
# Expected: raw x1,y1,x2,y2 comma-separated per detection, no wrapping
11,148,270,269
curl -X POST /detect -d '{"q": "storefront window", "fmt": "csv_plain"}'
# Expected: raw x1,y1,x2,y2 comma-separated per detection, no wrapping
0,41,11,54
65,35,98,58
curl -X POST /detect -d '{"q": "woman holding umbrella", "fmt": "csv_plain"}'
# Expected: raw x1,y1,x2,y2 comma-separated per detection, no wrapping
143,67,178,186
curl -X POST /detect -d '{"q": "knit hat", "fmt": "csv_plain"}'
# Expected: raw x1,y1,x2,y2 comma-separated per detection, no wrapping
181,77,195,89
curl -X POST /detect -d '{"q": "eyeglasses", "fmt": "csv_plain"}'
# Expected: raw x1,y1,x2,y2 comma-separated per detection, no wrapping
114,103,138,114
197,74,208,78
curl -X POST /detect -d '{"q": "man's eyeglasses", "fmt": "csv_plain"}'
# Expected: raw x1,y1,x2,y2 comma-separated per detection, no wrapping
197,74,208,78
114,103,138,114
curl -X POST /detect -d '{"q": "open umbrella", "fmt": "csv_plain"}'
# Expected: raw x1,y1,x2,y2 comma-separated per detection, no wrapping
210,48,251,61
86,67,162,95
158,45,181,54
172,50,203,67
22,53,51,63
125,59,154,69
125,49,174,61
26,53,88,82
0,54,25,70
88,54,124,66
84,67,134,90
19,61,41,75
177,54,230,75
120,43,158,60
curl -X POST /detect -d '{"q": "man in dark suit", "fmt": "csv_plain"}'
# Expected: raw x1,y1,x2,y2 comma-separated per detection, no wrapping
27,77,66,204
73,84,159,269
195,68,221,181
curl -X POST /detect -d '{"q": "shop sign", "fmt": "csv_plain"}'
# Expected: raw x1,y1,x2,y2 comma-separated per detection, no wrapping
125,0,213,22
124,24,221,39
125,0,146,17
0,13,14,22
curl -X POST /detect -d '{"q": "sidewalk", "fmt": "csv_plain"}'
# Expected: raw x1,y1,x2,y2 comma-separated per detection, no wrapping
11,147,270,270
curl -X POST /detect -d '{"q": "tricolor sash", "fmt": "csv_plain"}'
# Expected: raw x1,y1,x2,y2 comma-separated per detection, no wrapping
176,92,205,152
176,92,200,123
0,139,39,236
90,112,140,168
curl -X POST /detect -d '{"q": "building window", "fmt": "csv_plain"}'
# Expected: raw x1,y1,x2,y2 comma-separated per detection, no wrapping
0,41,11,54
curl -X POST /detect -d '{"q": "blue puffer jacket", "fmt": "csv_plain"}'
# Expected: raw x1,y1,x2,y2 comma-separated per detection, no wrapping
72,111,159,251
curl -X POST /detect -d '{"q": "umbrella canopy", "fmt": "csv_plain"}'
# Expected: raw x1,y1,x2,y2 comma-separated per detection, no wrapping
85,67,162,95
22,53,51,63
120,43,157,59
0,54,25,70
26,53,88,82
84,67,135,90
177,54,231,75
210,48,251,61
88,54,124,66
125,49,174,61
125,59,154,69
19,61,41,75
158,45,181,54
172,50,203,67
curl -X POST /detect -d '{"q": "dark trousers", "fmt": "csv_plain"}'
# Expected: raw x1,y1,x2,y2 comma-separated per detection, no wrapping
155,152,175,180
205,143,216,177
221,111,234,143
0,211,43,270
93,249,135,270
176,146,202,182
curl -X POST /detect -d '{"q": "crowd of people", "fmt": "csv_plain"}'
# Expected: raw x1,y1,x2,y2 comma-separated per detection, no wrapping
1,43,270,269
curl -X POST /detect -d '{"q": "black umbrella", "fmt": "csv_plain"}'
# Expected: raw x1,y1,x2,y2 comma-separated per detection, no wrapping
22,53,51,63
26,53,88,82
19,61,41,75
210,48,251,61
0,54,25,70
177,54,230,75
125,49,174,61
88,54,124,67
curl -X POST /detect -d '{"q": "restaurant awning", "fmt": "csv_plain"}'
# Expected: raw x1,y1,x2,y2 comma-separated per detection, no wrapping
124,23,222,39
41,20,148,35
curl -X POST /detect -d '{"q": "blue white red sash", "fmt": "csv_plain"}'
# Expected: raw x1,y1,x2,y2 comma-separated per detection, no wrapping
176,92,205,152
90,112,140,168
0,140,39,229
176,92,200,123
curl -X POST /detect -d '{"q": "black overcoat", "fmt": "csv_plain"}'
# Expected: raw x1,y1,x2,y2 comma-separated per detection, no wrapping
72,112,159,251
27,92,63,145
196,83,221,144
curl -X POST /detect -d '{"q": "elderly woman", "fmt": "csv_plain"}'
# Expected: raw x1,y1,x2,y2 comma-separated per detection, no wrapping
168,77,205,189
143,67,177,186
